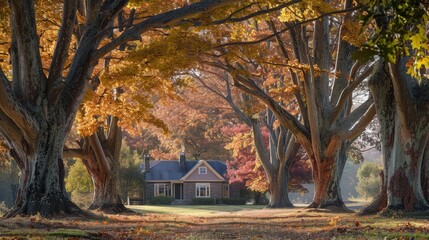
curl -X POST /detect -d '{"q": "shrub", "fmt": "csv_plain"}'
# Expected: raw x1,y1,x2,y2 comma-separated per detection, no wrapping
191,198,217,205
191,198,247,205
219,198,246,205
146,196,174,205
356,162,382,199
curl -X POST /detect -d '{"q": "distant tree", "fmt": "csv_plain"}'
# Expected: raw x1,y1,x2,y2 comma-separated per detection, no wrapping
118,144,144,201
356,163,382,200
224,124,312,201
65,160,94,208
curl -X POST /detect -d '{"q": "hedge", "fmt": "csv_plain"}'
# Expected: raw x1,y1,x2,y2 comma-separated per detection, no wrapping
191,198,246,205
146,196,174,205
191,198,217,205
219,198,246,205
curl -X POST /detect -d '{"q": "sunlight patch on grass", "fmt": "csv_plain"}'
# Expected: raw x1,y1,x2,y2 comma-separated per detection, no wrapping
128,205,265,216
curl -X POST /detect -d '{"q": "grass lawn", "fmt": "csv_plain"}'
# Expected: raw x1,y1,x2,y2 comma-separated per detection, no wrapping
128,204,265,216
1,205,429,239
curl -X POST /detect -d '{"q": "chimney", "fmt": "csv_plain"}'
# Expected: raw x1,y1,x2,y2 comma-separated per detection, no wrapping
179,152,186,171
144,154,150,173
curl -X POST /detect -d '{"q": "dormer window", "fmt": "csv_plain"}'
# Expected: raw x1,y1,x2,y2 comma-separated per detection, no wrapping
198,166,207,174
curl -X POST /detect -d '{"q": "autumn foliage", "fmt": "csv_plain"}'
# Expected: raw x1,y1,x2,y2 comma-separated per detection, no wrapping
224,124,312,194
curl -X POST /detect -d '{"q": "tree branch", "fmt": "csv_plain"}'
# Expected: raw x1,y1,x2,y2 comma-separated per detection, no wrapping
330,62,375,124
0,69,38,146
62,148,89,159
48,0,77,104
212,0,301,24
92,0,239,62
339,104,376,141
252,120,274,178
9,0,46,103
231,71,313,155
332,97,374,134
216,5,362,48
88,134,111,173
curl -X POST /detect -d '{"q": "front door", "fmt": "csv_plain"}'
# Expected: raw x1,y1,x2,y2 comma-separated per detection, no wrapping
174,183,183,199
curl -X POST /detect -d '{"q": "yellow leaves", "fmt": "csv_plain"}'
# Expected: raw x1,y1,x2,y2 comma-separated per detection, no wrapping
278,0,336,22
406,25,429,80
230,25,248,41
248,175,269,192
410,24,429,51
225,131,253,158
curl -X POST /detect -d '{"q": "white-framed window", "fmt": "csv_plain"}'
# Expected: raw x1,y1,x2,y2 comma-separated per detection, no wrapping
198,166,207,174
196,183,210,197
154,183,171,197
222,184,229,198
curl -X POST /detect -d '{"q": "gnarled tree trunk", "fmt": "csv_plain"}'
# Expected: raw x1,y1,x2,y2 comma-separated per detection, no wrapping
366,59,429,213
5,114,81,217
65,117,129,213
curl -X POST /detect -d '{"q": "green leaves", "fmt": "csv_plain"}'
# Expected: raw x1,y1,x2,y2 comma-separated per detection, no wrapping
358,0,429,80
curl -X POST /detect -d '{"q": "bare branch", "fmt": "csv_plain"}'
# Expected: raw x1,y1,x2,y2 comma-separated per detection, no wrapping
330,62,375,124
340,104,376,141
332,97,374,133
231,71,313,155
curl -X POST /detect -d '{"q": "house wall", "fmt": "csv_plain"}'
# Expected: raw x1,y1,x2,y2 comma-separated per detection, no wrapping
145,183,155,198
183,182,226,199
185,165,222,181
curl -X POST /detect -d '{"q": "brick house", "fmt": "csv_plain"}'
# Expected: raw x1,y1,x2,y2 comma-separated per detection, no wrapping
142,153,235,204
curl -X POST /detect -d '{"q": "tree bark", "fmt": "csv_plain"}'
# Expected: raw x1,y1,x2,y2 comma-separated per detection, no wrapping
368,59,429,213
84,157,128,213
308,145,348,210
5,115,81,217
266,161,293,208
80,117,129,213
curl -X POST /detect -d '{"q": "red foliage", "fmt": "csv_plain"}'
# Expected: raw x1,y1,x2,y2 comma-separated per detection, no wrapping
223,124,312,194
223,124,269,192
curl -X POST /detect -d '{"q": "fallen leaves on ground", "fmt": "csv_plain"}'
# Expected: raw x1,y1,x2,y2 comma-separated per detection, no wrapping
0,209,428,239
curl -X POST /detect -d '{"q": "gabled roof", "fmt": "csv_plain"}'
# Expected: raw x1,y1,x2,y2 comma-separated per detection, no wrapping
142,159,226,181
180,160,225,181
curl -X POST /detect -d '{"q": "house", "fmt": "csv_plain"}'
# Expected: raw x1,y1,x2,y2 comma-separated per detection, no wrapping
142,153,235,204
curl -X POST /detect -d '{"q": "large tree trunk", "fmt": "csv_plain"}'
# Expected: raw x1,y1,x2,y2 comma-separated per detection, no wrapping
267,161,293,208
81,117,129,213
368,59,429,213
5,116,81,218
84,157,127,213
308,142,348,210
384,118,429,210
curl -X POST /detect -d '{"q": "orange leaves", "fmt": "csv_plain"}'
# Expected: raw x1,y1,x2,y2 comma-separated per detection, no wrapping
341,21,368,47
